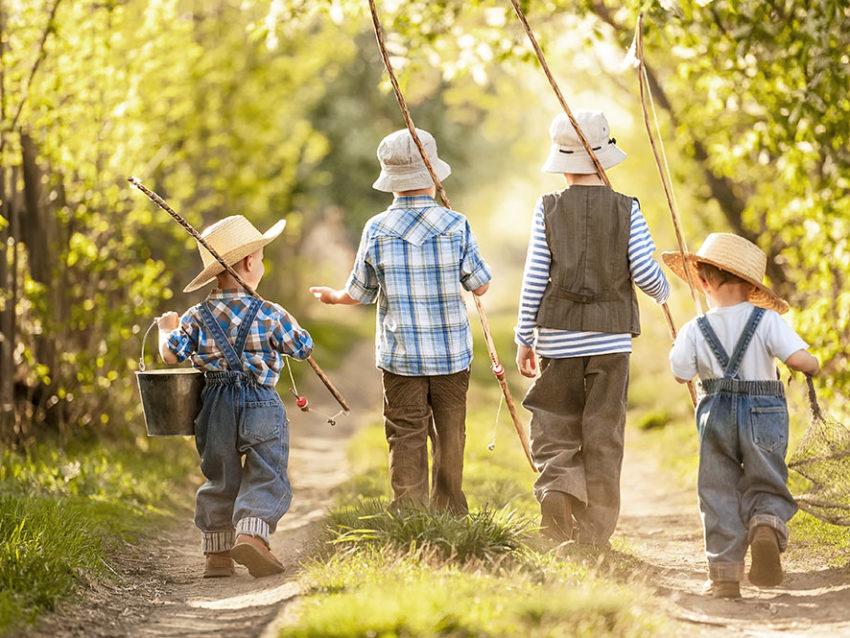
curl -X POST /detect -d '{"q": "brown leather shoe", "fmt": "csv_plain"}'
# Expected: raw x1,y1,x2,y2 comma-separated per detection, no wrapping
231,534,285,578
749,525,783,587
203,551,235,578
702,579,741,599
540,491,572,543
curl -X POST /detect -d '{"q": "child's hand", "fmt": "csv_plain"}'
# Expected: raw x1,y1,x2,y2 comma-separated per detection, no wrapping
516,344,538,378
309,287,360,306
156,312,179,331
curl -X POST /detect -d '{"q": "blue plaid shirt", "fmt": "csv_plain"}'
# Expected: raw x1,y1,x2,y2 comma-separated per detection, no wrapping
347,195,492,376
166,289,313,387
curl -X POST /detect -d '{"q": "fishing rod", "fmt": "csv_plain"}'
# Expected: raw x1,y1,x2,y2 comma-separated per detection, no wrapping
128,176,351,419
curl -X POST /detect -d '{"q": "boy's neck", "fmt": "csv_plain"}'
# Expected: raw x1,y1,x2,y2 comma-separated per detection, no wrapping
705,283,752,309
564,173,605,186
394,186,436,198
216,272,256,292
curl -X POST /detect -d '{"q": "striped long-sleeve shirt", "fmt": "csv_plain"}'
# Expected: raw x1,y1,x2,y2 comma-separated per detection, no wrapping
514,194,669,357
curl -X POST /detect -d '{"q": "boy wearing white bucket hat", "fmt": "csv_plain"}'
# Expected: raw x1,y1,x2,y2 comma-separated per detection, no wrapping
310,128,491,515
514,110,670,547
666,233,818,598
156,214,313,579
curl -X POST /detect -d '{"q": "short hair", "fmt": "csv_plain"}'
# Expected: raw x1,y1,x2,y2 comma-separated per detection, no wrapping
696,261,748,286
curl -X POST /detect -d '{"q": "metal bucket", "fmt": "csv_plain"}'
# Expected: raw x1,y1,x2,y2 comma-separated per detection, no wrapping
136,321,204,436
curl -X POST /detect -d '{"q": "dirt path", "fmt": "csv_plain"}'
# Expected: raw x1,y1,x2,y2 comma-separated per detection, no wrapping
618,427,850,637
31,341,381,638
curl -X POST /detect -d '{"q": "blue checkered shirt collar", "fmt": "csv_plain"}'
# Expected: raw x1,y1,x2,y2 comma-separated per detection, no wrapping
378,195,457,247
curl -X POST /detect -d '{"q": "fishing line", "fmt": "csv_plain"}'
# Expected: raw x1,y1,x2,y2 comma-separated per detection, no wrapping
285,357,342,426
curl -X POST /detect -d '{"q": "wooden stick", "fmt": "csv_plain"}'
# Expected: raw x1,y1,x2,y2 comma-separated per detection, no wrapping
509,1,697,407
128,177,351,414
635,14,703,315
368,0,536,472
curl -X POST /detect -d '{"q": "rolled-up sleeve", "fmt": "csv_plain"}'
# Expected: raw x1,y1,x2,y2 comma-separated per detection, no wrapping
166,312,199,363
272,304,314,360
460,221,492,291
345,223,379,304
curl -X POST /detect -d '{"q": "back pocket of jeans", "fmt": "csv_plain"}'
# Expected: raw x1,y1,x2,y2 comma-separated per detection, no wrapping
242,400,283,443
749,405,788,453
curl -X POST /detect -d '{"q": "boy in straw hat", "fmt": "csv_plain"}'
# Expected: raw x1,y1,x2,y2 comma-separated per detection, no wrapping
665,232,819,598
156,214,313,578
514,110,670,547
310,128,491,515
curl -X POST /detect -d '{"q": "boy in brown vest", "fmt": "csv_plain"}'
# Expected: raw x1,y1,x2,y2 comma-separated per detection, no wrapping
514,110,669,546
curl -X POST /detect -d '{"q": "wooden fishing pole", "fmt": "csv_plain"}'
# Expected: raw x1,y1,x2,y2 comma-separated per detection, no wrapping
367,0,537,472
508,0,697,407
635,14,703,316
128,176,351,416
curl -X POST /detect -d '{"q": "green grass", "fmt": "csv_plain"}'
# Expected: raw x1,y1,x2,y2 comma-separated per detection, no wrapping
0,438,196,636
287,550,665,638
326,500,536,563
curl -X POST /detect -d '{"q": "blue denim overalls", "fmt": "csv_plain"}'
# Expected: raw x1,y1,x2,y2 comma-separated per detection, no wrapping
695,306,797,582
193,298,291,554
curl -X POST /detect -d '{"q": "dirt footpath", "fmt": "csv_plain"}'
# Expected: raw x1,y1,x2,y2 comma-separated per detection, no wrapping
618,427,850,637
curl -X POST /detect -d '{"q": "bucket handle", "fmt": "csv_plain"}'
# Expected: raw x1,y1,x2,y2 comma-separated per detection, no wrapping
139,320,158,372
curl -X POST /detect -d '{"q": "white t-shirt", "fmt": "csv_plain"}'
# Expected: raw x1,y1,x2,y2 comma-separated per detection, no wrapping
670,302,808,381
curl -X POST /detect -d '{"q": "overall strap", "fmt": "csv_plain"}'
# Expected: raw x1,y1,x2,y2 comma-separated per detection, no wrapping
696,315,730,371
199,298,262,371
231,298,263,360
725,307,765,379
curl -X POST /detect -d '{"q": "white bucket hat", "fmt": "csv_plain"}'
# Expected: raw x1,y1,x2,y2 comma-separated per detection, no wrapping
183,215,286,293
372,128,451,193
662,233,789,314
541,110,627,174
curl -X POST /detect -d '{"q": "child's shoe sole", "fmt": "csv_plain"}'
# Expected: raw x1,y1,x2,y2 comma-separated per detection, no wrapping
748,526,783,587
231,535,285,578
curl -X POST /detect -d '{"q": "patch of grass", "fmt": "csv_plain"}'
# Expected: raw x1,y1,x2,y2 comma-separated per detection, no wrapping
0,439,196,636
287,551,665,638
326,500,536,563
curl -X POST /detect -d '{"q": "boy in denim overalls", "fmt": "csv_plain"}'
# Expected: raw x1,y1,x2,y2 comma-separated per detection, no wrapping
157,215,312,578
666,233,818,598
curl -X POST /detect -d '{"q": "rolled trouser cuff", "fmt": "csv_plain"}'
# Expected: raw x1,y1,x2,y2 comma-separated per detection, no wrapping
202,529,235,554
236,517,271,545
708,561,744,582
748,514,788,551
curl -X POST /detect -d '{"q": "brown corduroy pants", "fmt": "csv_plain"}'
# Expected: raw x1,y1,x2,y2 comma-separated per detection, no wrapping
381,368,470,515
522,353,630,545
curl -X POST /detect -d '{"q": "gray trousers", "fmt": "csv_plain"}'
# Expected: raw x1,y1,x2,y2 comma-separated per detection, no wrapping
522,353,630,545
381,369,470,515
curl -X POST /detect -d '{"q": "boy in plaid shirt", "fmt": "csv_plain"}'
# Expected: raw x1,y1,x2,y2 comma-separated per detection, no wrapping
157,214,312,578
311,128,491,515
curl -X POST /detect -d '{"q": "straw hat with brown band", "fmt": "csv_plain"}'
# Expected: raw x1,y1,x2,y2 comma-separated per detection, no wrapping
661,232,789,315
184,215,286,293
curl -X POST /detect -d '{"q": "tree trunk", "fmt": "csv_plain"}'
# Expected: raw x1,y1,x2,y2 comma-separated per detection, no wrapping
0,166,13,442
21,132,63,434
